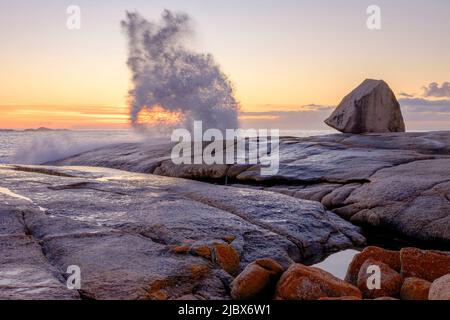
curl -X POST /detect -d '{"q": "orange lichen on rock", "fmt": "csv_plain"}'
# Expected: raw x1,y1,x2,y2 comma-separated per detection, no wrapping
400,277,431,300
212,243,240,275
169,245,190,254
357,259,403,299
400,248,450,282
275,264,362,300
191,245,212,260
345,246,400,285
222,235,236,244
189,264,210,280
231,258,284,300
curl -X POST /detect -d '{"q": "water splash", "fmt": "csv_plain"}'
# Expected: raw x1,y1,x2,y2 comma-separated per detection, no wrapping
122,10,240,133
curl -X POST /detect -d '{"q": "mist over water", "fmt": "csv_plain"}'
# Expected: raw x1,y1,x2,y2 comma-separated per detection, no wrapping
4,130,142,165
122,10,240,133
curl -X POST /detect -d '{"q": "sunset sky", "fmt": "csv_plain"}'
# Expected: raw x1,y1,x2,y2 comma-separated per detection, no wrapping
1,0,449,130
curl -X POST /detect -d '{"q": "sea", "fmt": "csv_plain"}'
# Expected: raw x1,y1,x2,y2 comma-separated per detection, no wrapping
0,129,334,165
0,129,143,165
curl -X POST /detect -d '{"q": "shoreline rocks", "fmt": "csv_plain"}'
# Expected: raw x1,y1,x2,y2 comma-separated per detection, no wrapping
229,246,449,301
0,164,364,300
52,131,450,245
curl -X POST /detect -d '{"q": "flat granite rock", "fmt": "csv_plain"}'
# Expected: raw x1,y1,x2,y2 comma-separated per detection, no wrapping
0,165,364,300
53,131,450,244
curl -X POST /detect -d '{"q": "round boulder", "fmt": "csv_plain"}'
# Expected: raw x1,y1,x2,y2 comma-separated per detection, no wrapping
345,246,400,285
231,258,284,300
400,248,450,282
357,258,403,299
400,277,431,300
275,264,361,300
429,274,450,300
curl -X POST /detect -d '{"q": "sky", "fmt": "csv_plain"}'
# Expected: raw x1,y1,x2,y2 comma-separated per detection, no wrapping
0,0,449,130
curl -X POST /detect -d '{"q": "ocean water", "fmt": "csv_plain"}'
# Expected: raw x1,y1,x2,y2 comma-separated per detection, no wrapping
0,130,143,165
0,129,334,165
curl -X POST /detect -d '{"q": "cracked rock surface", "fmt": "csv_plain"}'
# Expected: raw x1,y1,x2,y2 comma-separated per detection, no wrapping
53,131,450,243
0,165,364,300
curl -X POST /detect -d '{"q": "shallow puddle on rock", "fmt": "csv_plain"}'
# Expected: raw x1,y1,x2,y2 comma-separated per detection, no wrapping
312,249,359,280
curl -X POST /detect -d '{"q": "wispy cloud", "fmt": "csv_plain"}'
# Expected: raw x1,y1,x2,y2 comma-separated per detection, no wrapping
300,104,335,111
422,82,450,98
399,97,450,130
239,108,332,130
398,92,415,98
399,98,450,113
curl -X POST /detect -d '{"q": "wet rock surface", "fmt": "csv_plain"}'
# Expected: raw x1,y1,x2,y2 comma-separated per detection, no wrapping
53,131,450,243
0,165,364,300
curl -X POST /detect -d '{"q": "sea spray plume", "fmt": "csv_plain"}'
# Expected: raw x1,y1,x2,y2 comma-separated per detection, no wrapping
12,132,143,165
121,10,239,132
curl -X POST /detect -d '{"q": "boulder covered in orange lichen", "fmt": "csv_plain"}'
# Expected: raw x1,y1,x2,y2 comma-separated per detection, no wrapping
345,246,400,285
400,277,431,300
231,258,284,300
357,259,403,299
275,264,361,300
212,243,241,275
400,248,450,282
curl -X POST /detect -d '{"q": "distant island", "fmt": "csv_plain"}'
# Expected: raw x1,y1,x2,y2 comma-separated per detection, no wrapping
23,127,69,132
0,127,70,133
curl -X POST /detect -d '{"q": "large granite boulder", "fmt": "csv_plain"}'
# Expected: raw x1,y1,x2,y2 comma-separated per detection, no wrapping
0,164,364,300
325,79,405,133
